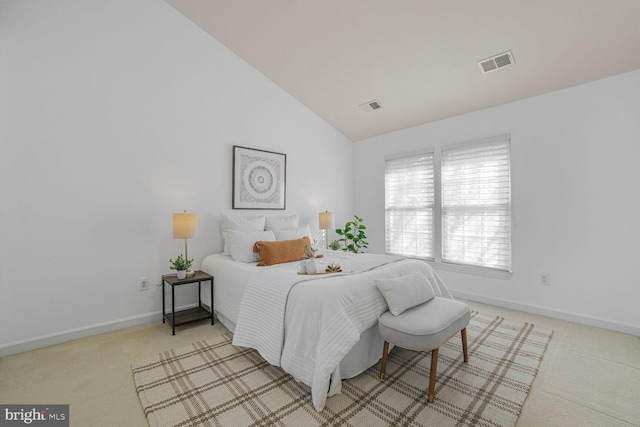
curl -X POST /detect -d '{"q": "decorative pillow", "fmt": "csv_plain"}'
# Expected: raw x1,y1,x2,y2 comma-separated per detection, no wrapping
254,236,311,266
227,229,275,263
220,213,266,254
265,214,299,231
272,224,313,242
375,271,436,316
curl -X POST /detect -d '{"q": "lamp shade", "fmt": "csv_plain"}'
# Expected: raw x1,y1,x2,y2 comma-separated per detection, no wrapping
173,210,198,239
319,211,335,230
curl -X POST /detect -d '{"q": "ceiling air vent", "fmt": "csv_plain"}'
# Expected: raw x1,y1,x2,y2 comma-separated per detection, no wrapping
359,100,383,112
478,51,515,74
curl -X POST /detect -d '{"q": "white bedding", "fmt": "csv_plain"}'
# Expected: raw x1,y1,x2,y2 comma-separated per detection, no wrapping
200,249,452,411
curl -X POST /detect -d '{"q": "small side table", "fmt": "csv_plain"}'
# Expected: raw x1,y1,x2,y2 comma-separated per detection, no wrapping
161,270,214,335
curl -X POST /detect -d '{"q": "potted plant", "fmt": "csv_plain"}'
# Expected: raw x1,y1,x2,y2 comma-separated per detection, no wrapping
303,244,317,274
334,215,368,254
329,240,342,251
169,254,193,279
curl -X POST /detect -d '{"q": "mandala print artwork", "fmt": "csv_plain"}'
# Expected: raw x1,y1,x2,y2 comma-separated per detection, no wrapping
233,146,286,209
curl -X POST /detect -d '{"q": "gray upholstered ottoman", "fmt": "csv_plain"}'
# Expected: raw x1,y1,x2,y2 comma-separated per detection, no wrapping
378,296,471,403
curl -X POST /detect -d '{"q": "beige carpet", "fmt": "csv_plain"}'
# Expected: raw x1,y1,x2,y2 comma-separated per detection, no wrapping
132,311,552,427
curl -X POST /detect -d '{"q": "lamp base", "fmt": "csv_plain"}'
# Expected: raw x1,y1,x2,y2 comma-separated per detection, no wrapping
186,269,195,277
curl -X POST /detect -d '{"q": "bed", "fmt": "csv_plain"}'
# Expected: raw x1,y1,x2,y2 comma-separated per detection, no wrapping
200,247,452,411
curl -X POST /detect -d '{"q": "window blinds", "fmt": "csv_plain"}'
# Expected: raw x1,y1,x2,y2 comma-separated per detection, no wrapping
384,152,434,258
441,137,511,271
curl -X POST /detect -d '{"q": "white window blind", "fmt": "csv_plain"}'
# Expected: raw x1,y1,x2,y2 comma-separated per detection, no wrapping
441,137,512,271
385,152,434,258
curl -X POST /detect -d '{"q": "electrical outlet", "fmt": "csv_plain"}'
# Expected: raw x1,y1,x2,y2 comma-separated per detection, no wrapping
540,273,550,286
139,277,149,291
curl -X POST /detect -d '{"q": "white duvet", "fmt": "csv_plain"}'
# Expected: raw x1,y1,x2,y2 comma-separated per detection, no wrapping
231,250,452,411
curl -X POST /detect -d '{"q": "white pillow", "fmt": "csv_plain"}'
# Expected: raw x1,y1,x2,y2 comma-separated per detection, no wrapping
265,214,299,231
227,229,276,263
375,271,436,316
272,224,313,242
220,213,266,254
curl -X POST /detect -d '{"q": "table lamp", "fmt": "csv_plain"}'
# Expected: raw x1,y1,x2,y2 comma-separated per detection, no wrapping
319,210,335,249
173,210,198,277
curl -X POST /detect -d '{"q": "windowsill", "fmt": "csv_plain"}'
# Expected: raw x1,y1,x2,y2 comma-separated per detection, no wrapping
428,261,512,279
386,253,513,279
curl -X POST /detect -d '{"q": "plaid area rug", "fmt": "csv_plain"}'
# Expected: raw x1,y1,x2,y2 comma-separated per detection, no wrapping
132,311,552,427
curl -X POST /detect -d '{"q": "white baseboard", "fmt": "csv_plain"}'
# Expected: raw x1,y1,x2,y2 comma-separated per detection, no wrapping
0,303,200,358
453,289,640,336
3,295,637,358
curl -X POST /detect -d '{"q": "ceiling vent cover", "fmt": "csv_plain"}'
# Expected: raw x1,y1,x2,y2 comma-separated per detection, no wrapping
478,51,515,74
359,100,383,112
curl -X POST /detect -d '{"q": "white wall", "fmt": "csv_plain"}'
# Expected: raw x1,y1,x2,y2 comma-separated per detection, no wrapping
354,70,640,335
0,0,354,354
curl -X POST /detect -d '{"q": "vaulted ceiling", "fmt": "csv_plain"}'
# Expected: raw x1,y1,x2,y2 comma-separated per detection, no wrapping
166,0,640,141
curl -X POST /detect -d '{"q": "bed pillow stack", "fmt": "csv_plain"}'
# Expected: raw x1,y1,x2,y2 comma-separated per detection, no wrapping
226,229,276,263
264,214,299,231
222,213,315,263
272,225,313,242
220,214,266,255
265,214,314,242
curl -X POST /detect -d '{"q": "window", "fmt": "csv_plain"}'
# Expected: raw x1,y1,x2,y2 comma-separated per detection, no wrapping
441,138,511,271
385,151,434,258
384,135,512,273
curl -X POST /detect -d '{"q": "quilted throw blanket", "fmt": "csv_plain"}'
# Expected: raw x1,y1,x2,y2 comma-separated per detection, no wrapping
232,252,452,411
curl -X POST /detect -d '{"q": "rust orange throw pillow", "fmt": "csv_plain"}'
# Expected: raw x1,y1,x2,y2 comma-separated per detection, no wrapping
254,236,311,266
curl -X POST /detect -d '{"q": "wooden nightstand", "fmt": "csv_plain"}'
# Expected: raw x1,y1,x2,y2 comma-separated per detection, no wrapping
161,270,214,335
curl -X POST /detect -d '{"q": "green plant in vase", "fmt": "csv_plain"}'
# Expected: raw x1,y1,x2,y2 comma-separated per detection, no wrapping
329,240,342,251
303,244,318,274
303,244,317,259
335,215,368,254
169,254,193,279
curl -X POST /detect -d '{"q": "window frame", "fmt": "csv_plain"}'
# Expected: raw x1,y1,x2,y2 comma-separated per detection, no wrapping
384,134,513,278
384,149,435,260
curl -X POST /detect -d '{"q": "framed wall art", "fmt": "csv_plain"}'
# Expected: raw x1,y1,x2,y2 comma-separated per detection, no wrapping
233,146,286,210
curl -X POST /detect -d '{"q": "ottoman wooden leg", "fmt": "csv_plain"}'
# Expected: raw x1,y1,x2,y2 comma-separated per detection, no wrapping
380,341,389,380
428,348,439,403
461,328,469,363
